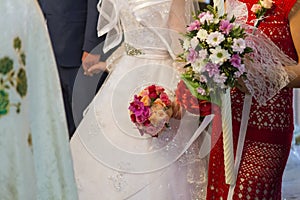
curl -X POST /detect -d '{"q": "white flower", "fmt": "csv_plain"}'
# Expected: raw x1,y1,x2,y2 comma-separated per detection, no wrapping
213,73,227,88
213,18,220,24
232,38,246,53
198,49,208,60
190,49,208,73
197,29,208,41
191,59,207,73
183,38,190,50
209,46,231,64
260,0,273,9
207,31,225,47
190,37,199,49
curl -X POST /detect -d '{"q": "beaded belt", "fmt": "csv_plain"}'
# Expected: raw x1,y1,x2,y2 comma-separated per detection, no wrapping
125,43,170,59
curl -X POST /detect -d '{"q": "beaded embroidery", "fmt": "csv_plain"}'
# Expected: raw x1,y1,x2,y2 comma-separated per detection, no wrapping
125,43,144,56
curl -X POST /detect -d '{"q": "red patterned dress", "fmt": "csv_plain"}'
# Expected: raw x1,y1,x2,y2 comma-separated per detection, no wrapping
206,0,298,199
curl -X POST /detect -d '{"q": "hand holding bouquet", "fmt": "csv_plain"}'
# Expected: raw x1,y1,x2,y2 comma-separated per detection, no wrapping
176,5,253,185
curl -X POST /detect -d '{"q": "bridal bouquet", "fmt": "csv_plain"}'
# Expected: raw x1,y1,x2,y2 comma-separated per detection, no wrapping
176,5,252,115
128,84,174,137
176,5,254,185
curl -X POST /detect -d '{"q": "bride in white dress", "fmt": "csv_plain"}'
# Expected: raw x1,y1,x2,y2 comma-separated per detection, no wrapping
70,0,212,199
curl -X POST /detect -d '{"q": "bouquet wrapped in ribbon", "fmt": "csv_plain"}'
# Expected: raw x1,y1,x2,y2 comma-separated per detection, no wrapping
175,5,253,185
129,84,180,137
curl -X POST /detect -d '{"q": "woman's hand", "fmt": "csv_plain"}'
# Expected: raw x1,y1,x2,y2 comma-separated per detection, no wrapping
235,77,251,94
171,100,183,120
81,51,107,76
86,61,107,76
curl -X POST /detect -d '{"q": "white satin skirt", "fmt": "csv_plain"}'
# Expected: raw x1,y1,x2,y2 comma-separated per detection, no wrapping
70,52,209,199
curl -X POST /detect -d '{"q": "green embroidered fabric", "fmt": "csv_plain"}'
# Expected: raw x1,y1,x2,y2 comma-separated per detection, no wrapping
0,37,27,117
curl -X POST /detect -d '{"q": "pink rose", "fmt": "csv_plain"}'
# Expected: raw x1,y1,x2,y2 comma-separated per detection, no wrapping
155,86,165,93
160,92,171,106
260,0,273,9
251,4,262,13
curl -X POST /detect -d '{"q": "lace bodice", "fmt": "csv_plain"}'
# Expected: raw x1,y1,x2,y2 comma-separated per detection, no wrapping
97,0,197,55
120,0,172,50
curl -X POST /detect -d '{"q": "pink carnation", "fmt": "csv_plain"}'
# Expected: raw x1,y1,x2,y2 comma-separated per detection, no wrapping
251,4,262,13
187,20,200,31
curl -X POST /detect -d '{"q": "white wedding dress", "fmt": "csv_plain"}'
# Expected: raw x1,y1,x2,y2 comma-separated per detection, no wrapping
70,0,211,199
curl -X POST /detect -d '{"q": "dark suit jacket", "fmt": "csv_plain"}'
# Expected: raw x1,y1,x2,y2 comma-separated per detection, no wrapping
38,0,105,67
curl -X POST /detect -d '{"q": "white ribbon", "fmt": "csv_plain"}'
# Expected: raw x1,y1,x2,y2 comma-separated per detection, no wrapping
227,94,252,199
221,88,235,185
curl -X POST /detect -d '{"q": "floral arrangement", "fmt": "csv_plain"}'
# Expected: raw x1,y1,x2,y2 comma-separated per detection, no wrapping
176,5,252,115
251,0,274,21
128,84,174,137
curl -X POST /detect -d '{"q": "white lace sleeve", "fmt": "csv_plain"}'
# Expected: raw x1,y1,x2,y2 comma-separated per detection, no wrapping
243,30,297,105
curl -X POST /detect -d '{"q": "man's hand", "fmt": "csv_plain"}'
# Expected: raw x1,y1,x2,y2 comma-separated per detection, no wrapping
81,51,101,76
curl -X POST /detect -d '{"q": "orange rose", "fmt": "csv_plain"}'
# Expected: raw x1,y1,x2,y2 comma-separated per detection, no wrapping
141,95,151,106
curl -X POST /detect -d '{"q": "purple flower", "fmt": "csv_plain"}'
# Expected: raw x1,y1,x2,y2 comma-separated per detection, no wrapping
213,73,227,87
187,48,199,63
135,107,150,123
199,75,208,83
197,87,206,95
234,64,246,77
198,12,207,19
204,62,220,77
187,20,200,31
219,20,233,35
230,54,242,68
128,95,145,116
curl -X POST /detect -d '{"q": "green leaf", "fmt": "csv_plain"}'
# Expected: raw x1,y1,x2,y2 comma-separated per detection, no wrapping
20,53,26,66
13,37,22,50
0,57,14,75
9,79,14,87
16,68,28,97
0,89,10,116
230,15,236,23
243,47,253,53
16,102,21,113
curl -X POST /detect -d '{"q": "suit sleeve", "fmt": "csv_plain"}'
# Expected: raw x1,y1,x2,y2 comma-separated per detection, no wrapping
83,0,106,53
